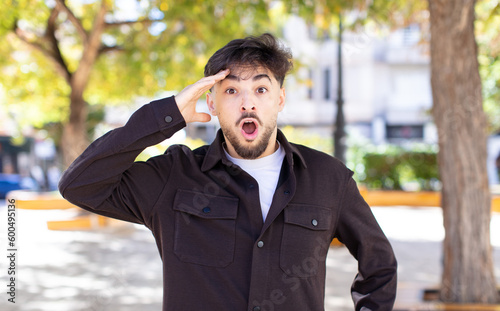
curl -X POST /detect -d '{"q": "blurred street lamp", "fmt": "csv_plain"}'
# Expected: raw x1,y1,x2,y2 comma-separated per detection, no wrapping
334,13,346,163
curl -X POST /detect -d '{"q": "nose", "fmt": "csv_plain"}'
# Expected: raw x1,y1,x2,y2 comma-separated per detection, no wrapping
240,92,256,112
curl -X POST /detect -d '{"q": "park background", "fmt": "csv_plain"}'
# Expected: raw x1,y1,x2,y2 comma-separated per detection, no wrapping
1,0,500,310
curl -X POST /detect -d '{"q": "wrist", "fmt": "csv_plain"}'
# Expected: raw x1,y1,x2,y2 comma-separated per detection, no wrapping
150,96,187,130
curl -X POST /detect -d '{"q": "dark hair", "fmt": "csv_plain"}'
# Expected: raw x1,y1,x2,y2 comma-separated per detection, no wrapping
204,33,293,87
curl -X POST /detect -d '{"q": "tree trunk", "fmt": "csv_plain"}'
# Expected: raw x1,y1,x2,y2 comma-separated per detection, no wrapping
428,0,499,303
61,88,89,168
58,1,108,168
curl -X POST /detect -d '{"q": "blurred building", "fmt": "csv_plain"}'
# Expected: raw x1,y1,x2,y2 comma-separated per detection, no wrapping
280,17,500,184
280,16,434,145
488,134,500,185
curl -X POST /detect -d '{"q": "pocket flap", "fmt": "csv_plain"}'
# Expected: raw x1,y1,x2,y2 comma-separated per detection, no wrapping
173,189,238,219
284,204,332,230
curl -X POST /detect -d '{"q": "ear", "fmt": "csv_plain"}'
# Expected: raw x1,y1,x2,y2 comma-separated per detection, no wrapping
278,87,286,112
206,92,217,116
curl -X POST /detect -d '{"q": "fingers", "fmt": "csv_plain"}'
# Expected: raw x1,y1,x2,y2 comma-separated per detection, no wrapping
196,69,230,94
213,68,230,83
175,69,229,124
180,69,230,100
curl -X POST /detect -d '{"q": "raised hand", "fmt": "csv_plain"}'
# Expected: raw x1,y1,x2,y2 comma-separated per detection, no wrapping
174,69,230,124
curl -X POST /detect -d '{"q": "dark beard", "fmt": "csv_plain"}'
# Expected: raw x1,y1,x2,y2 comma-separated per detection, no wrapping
223,121,276,159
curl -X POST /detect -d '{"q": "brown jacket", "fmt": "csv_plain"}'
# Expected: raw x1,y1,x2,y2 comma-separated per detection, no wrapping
59,96,397,311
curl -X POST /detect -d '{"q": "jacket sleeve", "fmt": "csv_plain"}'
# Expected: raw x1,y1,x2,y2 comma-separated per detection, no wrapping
335,175,398,311
58,96,186,226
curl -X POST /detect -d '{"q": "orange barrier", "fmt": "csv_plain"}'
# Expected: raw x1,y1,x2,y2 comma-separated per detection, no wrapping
360,189,441,207
8,189,499,212
6,189,500,231
6,190,113,230
47,214,110,231
492,196,500,213
395,303,500,311
426,303,500,310
6,190,77,210
359,188,500,213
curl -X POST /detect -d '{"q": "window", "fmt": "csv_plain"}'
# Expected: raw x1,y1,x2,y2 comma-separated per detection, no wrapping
403,24,420,46
324,68,331,100
307,69,314,100
386,125,424,140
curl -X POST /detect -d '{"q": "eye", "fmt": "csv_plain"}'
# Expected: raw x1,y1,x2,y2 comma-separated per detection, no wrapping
256,87,268,94
225,88,237,95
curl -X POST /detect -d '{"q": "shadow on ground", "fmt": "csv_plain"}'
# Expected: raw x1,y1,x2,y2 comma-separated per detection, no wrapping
1,206,499,311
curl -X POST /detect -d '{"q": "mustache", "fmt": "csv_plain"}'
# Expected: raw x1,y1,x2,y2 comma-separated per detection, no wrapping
235,112,262,126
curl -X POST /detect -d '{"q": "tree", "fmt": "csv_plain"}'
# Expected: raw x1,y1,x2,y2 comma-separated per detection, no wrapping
0,0,273,167
428,0,499,303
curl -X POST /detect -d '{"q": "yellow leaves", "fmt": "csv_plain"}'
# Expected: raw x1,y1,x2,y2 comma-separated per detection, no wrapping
196,55,208,68
476,0,500,57
82,18,93,30
0,38,70,128
160,2,169,12
133,23,144,31
314,12,329,31
144,73,154,87
476,1,500,132
177,35,188,46
2,0,278,133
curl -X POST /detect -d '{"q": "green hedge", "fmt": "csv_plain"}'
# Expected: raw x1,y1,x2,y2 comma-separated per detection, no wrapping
359,150,439,191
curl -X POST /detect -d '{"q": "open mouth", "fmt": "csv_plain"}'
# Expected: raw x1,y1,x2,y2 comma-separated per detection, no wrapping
240,119,259,141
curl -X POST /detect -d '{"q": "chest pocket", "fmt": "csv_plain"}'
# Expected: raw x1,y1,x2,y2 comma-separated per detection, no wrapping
173,189,239,267
280,204,333,278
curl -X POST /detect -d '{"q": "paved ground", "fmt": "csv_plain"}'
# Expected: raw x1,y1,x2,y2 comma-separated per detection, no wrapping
1,204,499,311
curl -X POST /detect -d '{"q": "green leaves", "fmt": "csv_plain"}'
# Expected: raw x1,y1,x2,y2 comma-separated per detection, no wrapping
0,0,275,134
2,0,498,138
476,0,500,133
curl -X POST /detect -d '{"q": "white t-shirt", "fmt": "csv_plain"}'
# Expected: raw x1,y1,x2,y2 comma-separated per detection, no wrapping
224,143,285,221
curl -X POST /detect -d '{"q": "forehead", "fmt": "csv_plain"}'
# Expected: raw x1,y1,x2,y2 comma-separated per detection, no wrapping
221,66,277,84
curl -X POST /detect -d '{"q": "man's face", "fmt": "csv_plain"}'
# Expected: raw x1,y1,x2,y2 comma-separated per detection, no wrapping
207,66,286,159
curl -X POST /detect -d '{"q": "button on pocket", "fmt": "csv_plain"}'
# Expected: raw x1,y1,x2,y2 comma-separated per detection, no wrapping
173,189,239,267
280,204,333,278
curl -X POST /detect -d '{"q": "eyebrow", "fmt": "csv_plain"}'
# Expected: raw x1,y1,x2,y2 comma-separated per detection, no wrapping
225,73,273,84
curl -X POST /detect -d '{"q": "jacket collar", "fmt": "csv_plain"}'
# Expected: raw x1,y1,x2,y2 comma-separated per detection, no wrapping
201,129,307,172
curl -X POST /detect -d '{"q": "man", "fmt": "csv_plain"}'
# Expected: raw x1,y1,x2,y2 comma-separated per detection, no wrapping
59,33,397,311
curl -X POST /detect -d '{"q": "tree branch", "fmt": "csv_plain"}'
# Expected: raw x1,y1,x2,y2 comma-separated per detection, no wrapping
54,0,88,41
72,0,108,94
15,26,49,55
46,2,60,34
105,18,162,28
45,6,72,84
14,22,72,83
98,44,124,55
486,2,500,23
